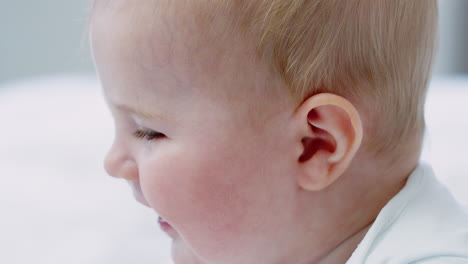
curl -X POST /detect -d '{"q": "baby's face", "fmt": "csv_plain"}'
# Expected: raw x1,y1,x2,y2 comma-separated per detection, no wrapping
91,2,302,264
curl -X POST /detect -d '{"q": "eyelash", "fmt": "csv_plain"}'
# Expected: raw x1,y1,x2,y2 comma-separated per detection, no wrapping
133,129,166,141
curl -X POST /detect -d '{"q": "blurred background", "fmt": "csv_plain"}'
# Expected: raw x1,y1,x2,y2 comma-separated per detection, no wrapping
0,1,92,82
0,1,467,264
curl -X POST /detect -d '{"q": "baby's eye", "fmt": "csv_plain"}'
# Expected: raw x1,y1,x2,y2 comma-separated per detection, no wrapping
133,129,166,141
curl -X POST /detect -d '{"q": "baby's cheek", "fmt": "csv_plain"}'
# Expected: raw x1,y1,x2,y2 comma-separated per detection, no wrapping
177,159,253,233
141,149,264,260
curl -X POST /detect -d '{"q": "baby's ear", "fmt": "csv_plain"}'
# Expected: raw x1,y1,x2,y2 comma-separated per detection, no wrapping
293,93,363,191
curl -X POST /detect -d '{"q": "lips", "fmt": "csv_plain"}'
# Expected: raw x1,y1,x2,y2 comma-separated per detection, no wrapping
158,216,178,238
158,216,169,225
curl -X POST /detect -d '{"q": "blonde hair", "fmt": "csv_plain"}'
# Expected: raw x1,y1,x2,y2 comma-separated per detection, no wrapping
195,0,438,153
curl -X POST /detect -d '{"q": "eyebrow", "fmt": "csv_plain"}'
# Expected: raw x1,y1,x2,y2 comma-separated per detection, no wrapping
114,102,177,123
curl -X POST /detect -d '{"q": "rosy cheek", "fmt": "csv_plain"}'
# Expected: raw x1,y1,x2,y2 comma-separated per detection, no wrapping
140,149,257,255
165,155,248,222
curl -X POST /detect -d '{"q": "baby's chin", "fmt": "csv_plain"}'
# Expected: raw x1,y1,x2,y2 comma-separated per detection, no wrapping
171,238,204,264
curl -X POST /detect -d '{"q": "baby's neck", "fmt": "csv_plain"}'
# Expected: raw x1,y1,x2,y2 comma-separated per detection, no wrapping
318,223,373,264
302,147,420,264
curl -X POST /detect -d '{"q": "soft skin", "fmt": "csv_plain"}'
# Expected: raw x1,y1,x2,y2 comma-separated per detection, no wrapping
91,1,419,263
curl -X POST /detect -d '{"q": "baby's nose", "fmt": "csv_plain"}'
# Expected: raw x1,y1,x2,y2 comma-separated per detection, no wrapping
104,142,139,181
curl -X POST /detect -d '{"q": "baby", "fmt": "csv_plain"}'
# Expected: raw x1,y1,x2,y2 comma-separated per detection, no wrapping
89,0,468,263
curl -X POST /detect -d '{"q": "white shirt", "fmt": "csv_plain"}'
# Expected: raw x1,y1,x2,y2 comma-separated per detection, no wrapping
347,163,468,264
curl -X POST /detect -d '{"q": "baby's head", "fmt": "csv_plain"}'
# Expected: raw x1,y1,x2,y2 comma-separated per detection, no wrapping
90,0,437,263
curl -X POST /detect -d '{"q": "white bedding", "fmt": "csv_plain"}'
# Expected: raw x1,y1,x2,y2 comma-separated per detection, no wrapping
0,75,467,264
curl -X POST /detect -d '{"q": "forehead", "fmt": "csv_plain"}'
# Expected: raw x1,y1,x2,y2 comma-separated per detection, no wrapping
91,0,227,59
91,1,268,101
91,2,198,96
91,1,180,65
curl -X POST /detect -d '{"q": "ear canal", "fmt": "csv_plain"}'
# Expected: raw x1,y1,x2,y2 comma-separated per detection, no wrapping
298,132,335,163
298,108,337,163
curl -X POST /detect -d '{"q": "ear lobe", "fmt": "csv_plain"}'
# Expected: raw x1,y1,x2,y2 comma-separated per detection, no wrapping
294,93,363,191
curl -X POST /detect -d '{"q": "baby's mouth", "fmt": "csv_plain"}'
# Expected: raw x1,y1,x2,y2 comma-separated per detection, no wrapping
158,216,177,238
158,216,169,225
